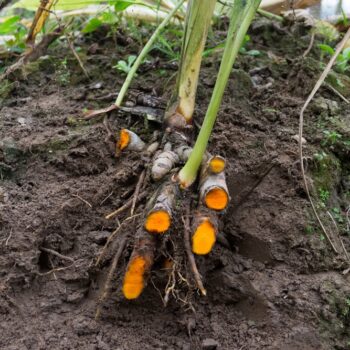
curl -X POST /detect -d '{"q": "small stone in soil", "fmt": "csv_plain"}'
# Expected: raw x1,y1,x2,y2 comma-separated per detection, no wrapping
291,134,307,144
89,231,111,245
72,316,98,336
202,338,219,349
66,290,85,303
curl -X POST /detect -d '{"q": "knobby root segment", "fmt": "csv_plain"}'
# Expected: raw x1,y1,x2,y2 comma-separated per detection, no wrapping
151,146,179,181
151,138,192,181
145,183,176,234
116,129,145,154
192,210,218,255
199,156,230,211
146,141,160,156
122,229,156,300
175,145,193,163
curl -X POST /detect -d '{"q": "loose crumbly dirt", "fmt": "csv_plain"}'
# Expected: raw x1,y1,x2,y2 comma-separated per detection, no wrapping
1,18,350,350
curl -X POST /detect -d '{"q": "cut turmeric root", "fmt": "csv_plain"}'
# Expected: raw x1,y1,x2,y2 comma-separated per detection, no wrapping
145,183,176,234
145,210,171,233
117,129,145,154
123,256,150,299
208,155,226,174
204,186,229,211
122,229,156,300
192,210,218,255
200,154,226,177
199,155,229,211
188,154,227,255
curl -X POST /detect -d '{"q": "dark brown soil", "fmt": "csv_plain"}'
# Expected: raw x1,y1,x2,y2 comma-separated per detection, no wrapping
1,18,350,350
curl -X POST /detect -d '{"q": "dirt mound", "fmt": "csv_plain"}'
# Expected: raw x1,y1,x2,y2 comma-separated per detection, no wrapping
1,19,350,349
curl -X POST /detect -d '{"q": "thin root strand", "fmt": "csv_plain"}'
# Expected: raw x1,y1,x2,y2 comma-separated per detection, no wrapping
183,206,207,296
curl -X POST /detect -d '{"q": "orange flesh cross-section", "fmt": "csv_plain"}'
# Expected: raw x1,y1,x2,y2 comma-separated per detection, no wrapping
145,210,171,233
205,188,228,210
192,219,216,255
117,129,130,151
122,256,147,299
209,157,225,173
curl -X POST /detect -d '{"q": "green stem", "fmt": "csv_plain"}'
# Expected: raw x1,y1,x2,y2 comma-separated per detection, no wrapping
178,0,262,188
257,8,283,22
115,0,185,107
174,0,217,122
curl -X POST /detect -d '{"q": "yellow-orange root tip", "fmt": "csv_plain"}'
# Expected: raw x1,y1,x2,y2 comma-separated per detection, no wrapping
117,129,130,151
145,210,171,233
122,256,146,299
205,188,228,210
192,219,216,255
209,157,225,173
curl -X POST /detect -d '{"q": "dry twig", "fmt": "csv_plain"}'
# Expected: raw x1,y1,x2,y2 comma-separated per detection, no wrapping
1,230,12,246
0,25,65,82
103,115,115,141
5,230,12,246
37,258,84,277
163,259,177,306
40,247,75,263
72,194,92,208
95,214,140,266
131,170,146,215
327,211,350,262
324,83,350,104
95,235,127,320
302,32,315,58
47,255,58,281
298,28,350,254
84,105,118,119
66,34,89,78
37,263,75,276
105,191,147,220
